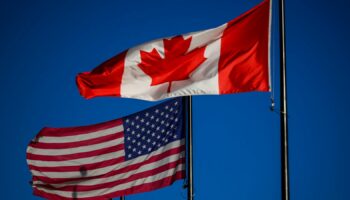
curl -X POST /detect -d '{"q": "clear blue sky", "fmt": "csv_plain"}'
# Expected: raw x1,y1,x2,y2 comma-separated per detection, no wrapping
1,0,349,199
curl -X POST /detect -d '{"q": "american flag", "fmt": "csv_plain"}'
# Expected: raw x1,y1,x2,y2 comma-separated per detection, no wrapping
26,98,185,200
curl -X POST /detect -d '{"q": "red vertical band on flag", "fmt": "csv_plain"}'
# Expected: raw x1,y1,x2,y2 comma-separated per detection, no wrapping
76,51,127,99
218,0,270,94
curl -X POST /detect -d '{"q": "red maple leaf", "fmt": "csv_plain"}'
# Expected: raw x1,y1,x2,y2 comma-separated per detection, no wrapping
138,35,207,93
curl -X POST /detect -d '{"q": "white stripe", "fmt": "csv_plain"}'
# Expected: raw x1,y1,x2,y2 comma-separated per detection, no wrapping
27,137,123,156
33,151,184,187
30,139,184,178
34,164,184,198
28,150,125,167
35,125,123,144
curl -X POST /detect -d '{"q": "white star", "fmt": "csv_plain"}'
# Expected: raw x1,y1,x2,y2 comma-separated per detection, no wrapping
147,139,151,143
132,139,136,143
166,123,170,127
161,129,165,133
140,118,145,123
131,130,135,135
133,148,136,152
137,142,141,146
131,121,135,126
156,126,160,131
142,136,145,140
147,130,151,134
152,141,156,145
173,135,177,139
148,147,152,151
146,122,150,126
126,128,130,132
128,154,132,158
157,143,161,147
145,112,149,117
157,135,160,139
137,133,140,138
170,108,174,112
136,125,140,129
151,124,155,128
155,109,159,113
175,118,178,122
156,118,159,122
138,151,142,155
135,116,139,120
165,114,169,118
165,106,169,109
150,115,155,120
161,112,164,116
165,139,168,143
127,136,131,140
152,132,156,137
125,119,129,123
174,101,178,105
128,146,132,149
142,145,146,149
141,128,145,132
161,120,164,124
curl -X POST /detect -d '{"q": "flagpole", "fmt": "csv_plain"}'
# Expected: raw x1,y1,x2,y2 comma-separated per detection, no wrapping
185,96,194,200
279,0,290,200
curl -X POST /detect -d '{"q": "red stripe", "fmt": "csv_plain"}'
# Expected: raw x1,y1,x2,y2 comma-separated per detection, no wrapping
32,146,184,184
29,131,123,149
37,119,123,137
76,50,127,99
27,144,124,161
29,156,125,172
37,158,185,192
218,0,270,94
33,171,184,200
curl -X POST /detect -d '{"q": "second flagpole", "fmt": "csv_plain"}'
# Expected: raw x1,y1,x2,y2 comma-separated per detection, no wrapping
184,96,194,200
278,0,290,200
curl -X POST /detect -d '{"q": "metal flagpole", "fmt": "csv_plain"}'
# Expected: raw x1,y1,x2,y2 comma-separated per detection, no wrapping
185,96,194,200
279,0,290,200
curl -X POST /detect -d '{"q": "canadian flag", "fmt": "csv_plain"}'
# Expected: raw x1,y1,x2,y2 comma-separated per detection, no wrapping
77,0,271,101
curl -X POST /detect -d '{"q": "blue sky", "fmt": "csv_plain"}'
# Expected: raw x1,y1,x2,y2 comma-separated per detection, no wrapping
1,0,350,199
